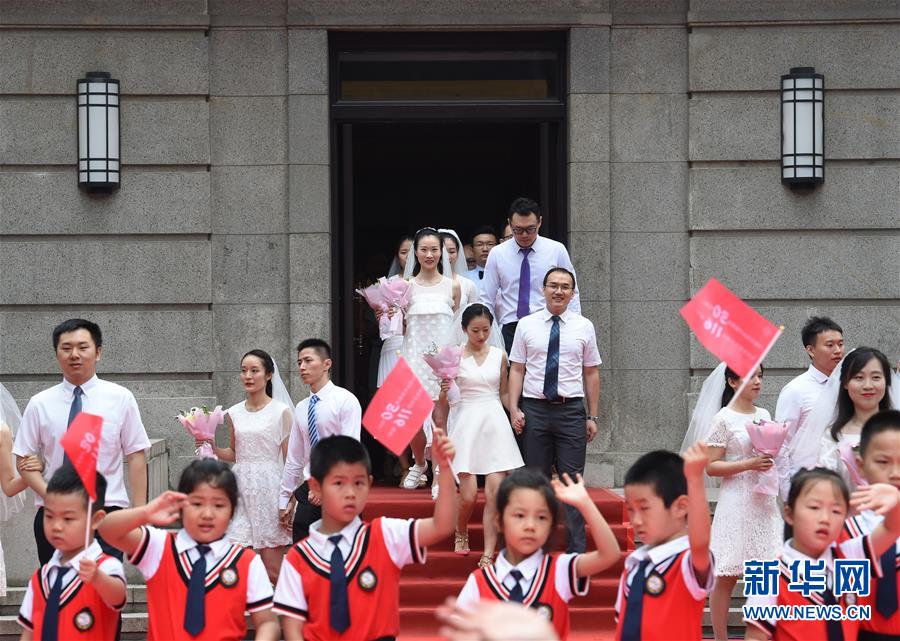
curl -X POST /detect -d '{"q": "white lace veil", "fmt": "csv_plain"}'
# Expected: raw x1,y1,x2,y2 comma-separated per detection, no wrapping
438,228,470,278
403,228,453,280
681,362,728,454
0,383,26,521
439,302,506,351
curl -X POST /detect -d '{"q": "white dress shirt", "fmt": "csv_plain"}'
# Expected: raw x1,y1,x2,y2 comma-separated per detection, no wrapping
509,307,602,399
14,375,151,508
278,380,362,509
479,235,581,325
775,364,831,430
466,266,486,294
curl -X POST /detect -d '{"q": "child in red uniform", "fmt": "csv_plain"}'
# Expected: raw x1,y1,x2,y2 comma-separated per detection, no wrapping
744,467,900,640
98,459,279,641
615,443,714,641
273,431,458,641
18,464,125,640
454,468,620,640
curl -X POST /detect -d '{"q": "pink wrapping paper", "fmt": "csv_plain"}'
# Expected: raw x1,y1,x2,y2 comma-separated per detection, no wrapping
423,344,463,404
177,405,224,459
838,441,868,488
745,419,789,496
356,276,412,340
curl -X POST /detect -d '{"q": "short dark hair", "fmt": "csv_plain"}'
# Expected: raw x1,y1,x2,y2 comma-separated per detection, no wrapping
461,303,494,329
242,349,275,398
177,459,239,514
860,409,900,457
297,338,332,361
470,226,498,243
496,468,560,548
508,197,541,219
46,463,107,513
784,467,848,540
310,436,371,482
542,267,576,289
801,316,842,349
624,450,686,508
53,319,102,350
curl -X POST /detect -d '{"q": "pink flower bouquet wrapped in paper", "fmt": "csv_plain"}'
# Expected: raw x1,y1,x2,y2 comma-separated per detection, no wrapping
423,343,463,404
838,441,868,488
356,276,412,340
745,419,789,496
176,405,224,459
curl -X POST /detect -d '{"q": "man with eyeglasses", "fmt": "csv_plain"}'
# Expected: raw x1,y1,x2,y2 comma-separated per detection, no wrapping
479,197,581,353
465,225,498,293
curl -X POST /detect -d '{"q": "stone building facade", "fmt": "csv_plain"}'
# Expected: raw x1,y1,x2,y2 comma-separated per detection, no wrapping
0,0,898,582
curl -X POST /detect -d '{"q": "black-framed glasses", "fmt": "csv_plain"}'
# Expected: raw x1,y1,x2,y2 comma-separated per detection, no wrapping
511,226,537,236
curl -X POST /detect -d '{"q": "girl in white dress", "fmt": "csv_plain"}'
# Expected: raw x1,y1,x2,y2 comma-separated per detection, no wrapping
203,349,293,584
400,228,460,490
0,384,43,597
690,364,781,641
439,229,477,308
376,234,413,388
439,304,523,567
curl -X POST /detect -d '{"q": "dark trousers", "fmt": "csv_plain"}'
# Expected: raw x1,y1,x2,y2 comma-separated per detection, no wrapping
34,505,125,565
502,322,518,354
292,481,322,543
520,397,587,553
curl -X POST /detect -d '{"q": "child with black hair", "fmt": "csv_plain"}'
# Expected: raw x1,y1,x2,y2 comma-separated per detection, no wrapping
98,459,279,641
744,467,900,640
18,464,125,640
273,430,458,641
615,443,714,641
838,409,900,639
454,467,620,640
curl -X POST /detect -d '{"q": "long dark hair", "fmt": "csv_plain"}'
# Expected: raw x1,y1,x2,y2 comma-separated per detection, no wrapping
241,349,275,398
783,467,848,541
721,364,764,407
412,227,443,276
829,347,892,441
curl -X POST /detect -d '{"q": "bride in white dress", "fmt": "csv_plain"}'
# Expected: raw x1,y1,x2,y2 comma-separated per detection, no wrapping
376,235,413,388
439,229,478,308
203,349,293,584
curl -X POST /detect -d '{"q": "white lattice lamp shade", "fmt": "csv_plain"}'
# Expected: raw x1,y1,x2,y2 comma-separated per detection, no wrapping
781,66,824,186
77,71,120,191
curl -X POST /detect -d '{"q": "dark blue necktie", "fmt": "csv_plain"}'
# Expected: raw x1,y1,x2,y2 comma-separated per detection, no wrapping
823,588,845,641
63,386,83,466
543,316,561,401
329,534,350,633
41,566,68,641
621,558,650,641
508,569,525,603
183,544,210,635
876,547,898,618
516,247,532,319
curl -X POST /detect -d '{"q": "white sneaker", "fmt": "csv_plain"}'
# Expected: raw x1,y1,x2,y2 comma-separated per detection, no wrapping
431,467,440,500
402,464,427,490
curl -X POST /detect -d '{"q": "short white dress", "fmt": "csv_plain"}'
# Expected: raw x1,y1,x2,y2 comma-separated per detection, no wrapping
707,406,782,577
401,277,455,400
448,346,524,475
227,399,293,549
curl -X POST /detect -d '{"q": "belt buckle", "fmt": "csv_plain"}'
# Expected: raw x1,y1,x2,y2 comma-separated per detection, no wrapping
549,397,565,405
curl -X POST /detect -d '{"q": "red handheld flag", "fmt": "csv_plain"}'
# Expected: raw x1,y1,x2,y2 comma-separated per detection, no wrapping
680,278,781,379
60,412,103,501
363,357,435,456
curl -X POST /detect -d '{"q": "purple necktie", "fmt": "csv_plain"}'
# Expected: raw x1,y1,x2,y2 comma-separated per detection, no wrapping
516,247,532,319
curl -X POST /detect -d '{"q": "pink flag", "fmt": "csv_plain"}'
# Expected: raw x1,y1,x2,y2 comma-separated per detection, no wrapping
680,278,781,378
363,357,434,456
60,412,103,501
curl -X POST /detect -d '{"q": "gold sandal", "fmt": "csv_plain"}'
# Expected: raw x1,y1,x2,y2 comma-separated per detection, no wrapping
477,553,493,569
454,531,470,556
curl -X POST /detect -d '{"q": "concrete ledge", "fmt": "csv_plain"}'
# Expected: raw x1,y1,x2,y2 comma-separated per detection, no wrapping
688,0,900,24
0,0,208,26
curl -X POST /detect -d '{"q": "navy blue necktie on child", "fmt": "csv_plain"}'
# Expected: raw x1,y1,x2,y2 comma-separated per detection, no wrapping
183,544,211,635
63,386,83,465
508,569,525,603
543,316,560,401
876,547,898,618
822,589,844,641
621,559,650,641
41,567,69,641
329,534,350,633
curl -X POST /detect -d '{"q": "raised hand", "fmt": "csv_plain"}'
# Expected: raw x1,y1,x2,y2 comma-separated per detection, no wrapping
143,490,187,526
78,557,99,584
431,427,456,468
683,441,710,480
551,472,591,508
851,483,900,516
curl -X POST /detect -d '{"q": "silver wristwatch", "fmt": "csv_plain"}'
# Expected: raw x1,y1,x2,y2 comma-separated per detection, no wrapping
587,415,600,422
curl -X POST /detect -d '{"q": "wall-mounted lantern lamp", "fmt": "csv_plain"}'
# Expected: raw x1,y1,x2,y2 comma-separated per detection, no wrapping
781,66,824,187
77,71,120,192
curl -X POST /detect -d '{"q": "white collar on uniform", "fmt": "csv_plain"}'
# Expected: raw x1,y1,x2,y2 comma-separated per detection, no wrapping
47,539,104,574
175,528,232,558
495,548,544,584
626,534,690,570
782,538,837,574
62,374,100,396
807,364,830,384
308,515,363,549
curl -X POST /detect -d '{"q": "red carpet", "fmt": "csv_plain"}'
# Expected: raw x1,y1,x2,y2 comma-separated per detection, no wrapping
363,486,634,639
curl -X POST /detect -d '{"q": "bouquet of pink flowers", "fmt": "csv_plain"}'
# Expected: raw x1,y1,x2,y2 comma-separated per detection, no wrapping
176,405,224,459
745,419,790,496
838,441,868,488
423,343,463,404
356,276,412,340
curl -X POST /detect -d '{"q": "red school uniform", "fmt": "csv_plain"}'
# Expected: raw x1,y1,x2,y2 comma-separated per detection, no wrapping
130,526,273,641
614,535,714,641
17,540,125,640
273,515,426,641
743,534,881,640
840,511,900,637
457,549,588,641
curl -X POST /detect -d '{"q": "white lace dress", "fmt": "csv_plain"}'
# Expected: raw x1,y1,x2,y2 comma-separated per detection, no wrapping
401,277,455,400
707,406,782,576
227,399,293,549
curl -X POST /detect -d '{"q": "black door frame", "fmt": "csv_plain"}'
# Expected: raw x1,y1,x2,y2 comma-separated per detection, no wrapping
328,31,569,391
